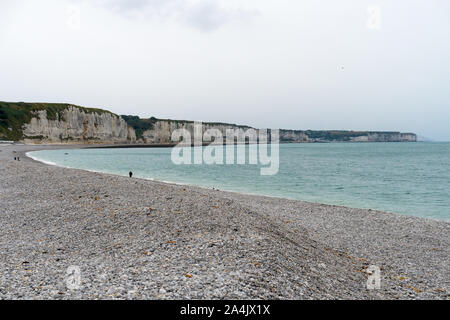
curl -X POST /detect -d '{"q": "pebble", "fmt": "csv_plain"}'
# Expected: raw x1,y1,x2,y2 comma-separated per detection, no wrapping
0,144,448,300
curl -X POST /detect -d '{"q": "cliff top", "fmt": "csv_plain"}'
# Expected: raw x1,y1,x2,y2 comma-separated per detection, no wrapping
0,101,416,143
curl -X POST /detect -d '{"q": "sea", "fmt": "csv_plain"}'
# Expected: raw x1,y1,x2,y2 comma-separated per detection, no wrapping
28,142,450,221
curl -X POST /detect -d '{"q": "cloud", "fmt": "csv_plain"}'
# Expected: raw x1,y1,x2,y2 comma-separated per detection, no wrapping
97,0,165,12
182,1,240,31
85,0,257,31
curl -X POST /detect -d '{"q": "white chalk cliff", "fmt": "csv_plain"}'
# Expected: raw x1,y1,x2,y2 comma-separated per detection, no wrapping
22,106,136,144
16,105,416,144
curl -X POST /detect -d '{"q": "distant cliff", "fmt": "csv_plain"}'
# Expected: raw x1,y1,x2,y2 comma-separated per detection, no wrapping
0,102,417,144
122,117,417,144
121,115,252,144
277,130,417,143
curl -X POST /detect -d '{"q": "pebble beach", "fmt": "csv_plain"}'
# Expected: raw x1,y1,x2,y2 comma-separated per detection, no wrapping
0,144,448,300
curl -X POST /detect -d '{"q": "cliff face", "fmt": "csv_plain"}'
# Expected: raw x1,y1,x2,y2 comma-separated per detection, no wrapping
0,102,135,144
22,107,136,144
132,120,417,144
139,120,251,144
0,102,417,144
277,130,417,143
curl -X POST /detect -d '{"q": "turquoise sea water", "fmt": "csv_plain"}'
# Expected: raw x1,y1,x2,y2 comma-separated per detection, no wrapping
28,142,450,221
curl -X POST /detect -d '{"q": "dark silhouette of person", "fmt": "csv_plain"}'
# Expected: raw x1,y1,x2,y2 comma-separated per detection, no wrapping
129,171,133,178
14,157,16,160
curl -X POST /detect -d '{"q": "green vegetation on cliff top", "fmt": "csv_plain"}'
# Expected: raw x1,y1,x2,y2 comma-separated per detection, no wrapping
121,115,157,140
0,102,116,141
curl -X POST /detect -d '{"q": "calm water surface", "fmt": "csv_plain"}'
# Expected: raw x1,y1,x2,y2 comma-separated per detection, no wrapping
28,142,450,221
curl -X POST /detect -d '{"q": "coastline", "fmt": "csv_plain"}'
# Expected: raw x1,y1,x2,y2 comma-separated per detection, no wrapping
24,148,448,223
0,144,448,299
25,143,449,222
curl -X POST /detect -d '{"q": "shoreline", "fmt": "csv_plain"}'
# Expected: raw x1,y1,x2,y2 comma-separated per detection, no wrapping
25,144,447,223
25,149,445,223
0,144,448,299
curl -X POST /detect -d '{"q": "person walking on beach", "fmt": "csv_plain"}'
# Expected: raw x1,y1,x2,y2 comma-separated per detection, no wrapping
129,171,133,178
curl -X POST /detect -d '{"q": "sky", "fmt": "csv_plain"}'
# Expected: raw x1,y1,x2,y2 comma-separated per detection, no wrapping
1,0,449,140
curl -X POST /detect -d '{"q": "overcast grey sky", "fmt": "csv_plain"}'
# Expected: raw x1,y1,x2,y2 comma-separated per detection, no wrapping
1,0,449,140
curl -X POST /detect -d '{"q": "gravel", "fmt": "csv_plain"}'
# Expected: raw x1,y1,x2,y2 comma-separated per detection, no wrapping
0,144,448,300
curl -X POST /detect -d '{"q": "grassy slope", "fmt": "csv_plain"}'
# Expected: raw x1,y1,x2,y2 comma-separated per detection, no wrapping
120,115,157,141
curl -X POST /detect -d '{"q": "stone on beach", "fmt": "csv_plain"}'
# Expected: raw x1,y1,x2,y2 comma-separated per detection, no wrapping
0,144,448,300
